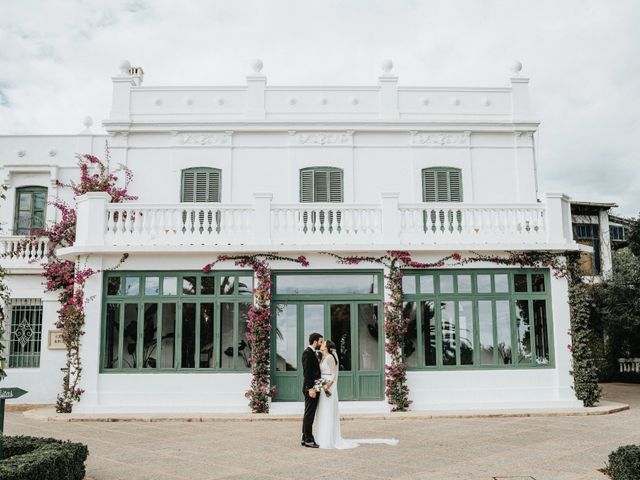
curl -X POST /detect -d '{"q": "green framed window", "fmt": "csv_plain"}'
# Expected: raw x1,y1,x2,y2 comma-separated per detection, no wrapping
300,167,343,202
8,298,43,368
181,168,221,202
14,186,47,235
422,167,462,202
402,269,553,370
102,271,254,372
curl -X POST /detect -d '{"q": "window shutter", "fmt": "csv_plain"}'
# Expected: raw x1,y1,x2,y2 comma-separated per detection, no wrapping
449,170,462,202
300,167,344,202
182,171,195,202
207,170,221,202
436,171,449,202
300,170,314,202
182,168,221,202
423,170,436,202
422,168,463,203
328,170,343,202
314,170,329,202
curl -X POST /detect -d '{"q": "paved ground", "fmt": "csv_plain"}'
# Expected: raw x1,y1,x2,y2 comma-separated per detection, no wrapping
4,383,640,480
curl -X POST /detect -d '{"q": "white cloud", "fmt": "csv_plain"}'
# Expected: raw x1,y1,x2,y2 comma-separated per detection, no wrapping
0,0,638,215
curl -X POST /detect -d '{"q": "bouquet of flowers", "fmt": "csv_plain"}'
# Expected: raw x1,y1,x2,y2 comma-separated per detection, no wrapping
314,378,332,397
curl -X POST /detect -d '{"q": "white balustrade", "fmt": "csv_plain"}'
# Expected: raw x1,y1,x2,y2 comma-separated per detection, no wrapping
105,203,253,246
399,203,546,244
0,235,48,266
83,200,555,249
618,358,640,374
271,204,382,245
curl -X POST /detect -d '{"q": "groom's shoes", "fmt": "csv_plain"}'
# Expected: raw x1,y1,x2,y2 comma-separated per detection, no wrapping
303,441,319,448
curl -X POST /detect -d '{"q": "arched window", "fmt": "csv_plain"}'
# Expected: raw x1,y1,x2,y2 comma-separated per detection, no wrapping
14,186,48,235
300,167,343,203
181,168,221,202
422,167,462,202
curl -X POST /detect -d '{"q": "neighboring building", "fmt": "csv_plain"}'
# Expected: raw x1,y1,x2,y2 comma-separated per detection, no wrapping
570,201,632,278
0,60,584,413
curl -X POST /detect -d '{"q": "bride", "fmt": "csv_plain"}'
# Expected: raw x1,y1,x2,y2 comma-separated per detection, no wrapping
314,340,399,449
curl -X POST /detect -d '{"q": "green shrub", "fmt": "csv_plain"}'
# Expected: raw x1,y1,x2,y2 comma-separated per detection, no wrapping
0,435,89,480
604,445,640,480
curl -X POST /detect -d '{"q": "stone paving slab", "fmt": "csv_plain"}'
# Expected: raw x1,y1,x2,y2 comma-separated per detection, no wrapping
3,383,639,480
20,400,628,423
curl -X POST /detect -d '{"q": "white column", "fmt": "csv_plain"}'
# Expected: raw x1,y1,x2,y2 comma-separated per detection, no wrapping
75,192,111,247
252,193,272,244
509,62,534,122
381,193,400,244
109,62,136,123
378,60,399,120
550,272,581,405
38,293,67,403
246,59,266,120
73,256,104,412
598,209,613,278
544,193,573,245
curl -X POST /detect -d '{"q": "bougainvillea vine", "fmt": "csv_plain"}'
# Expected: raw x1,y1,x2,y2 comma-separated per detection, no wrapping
202,253,309,413
326,249,600,410
30,150,135,412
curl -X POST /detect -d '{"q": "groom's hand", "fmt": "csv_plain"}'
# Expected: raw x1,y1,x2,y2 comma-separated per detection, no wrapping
308,388,317,398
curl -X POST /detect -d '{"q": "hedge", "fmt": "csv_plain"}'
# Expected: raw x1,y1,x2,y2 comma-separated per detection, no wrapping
0,435,88,480
604,445,640,480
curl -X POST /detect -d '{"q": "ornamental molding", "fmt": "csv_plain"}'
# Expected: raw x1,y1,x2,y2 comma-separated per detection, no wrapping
289,131,354,146
177,132,233,146
409,131,470,147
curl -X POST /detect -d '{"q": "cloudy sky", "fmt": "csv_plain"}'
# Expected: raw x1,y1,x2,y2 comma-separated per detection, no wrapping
1,0,638,216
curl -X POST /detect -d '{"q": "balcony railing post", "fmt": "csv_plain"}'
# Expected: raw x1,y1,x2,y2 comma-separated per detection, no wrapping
544,193,572,245
381,193,400,244
75,192,111,247
252,193,272,244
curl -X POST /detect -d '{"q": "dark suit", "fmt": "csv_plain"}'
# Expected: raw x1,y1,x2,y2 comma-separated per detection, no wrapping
301,346,321,443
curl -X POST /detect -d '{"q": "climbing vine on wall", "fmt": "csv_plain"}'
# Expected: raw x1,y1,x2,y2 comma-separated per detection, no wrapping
0,184,9,381
202,253,309,413
327,250,600,410
33,150,135,412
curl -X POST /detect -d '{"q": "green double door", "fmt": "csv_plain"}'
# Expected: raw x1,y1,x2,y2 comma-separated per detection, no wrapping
272,301,384,401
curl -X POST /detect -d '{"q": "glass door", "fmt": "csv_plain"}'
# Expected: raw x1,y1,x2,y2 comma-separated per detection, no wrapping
272,301,383,402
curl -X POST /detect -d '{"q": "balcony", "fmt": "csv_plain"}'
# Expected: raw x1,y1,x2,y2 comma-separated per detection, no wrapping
63,192,576,255
0,235,48,270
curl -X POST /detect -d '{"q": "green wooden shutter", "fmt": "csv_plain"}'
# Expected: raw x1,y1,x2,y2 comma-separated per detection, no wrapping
300,170,314,202
181,168,221,202
300,167,343,203
422,168,463,202
328,169,343,202
423,170,436,202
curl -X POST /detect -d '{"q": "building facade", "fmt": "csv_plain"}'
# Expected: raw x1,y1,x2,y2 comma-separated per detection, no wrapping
0,60,584,413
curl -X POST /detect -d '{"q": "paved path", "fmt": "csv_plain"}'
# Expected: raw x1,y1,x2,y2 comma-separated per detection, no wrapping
4,383,640,480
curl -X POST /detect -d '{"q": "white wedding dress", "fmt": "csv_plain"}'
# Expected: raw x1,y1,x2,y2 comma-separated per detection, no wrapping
314,353,399,449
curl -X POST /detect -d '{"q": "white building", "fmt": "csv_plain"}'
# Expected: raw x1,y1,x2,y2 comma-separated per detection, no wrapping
0,60,584,413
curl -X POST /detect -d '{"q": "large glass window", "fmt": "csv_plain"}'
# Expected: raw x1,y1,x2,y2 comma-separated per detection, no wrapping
401,270,553,369
275,274,378,295
102,272,253,372
14,187,47,235
8,298,43,368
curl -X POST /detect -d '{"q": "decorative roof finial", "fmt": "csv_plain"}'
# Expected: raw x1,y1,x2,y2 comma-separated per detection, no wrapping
119,60,131,75
251,59,263,74
511,60,523,75
82,116,93,133
381,59,394,74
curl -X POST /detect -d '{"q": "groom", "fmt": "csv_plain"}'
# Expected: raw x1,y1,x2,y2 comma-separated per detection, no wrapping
301,332,323,448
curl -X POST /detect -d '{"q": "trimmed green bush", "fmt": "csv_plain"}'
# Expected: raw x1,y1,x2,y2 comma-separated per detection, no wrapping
604,445,640,480
0,435,89,480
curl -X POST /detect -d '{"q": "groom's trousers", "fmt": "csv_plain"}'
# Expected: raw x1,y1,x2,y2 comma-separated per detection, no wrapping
302,392,319,442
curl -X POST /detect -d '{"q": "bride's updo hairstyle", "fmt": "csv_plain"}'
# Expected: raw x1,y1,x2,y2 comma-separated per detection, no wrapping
325,340,339,366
